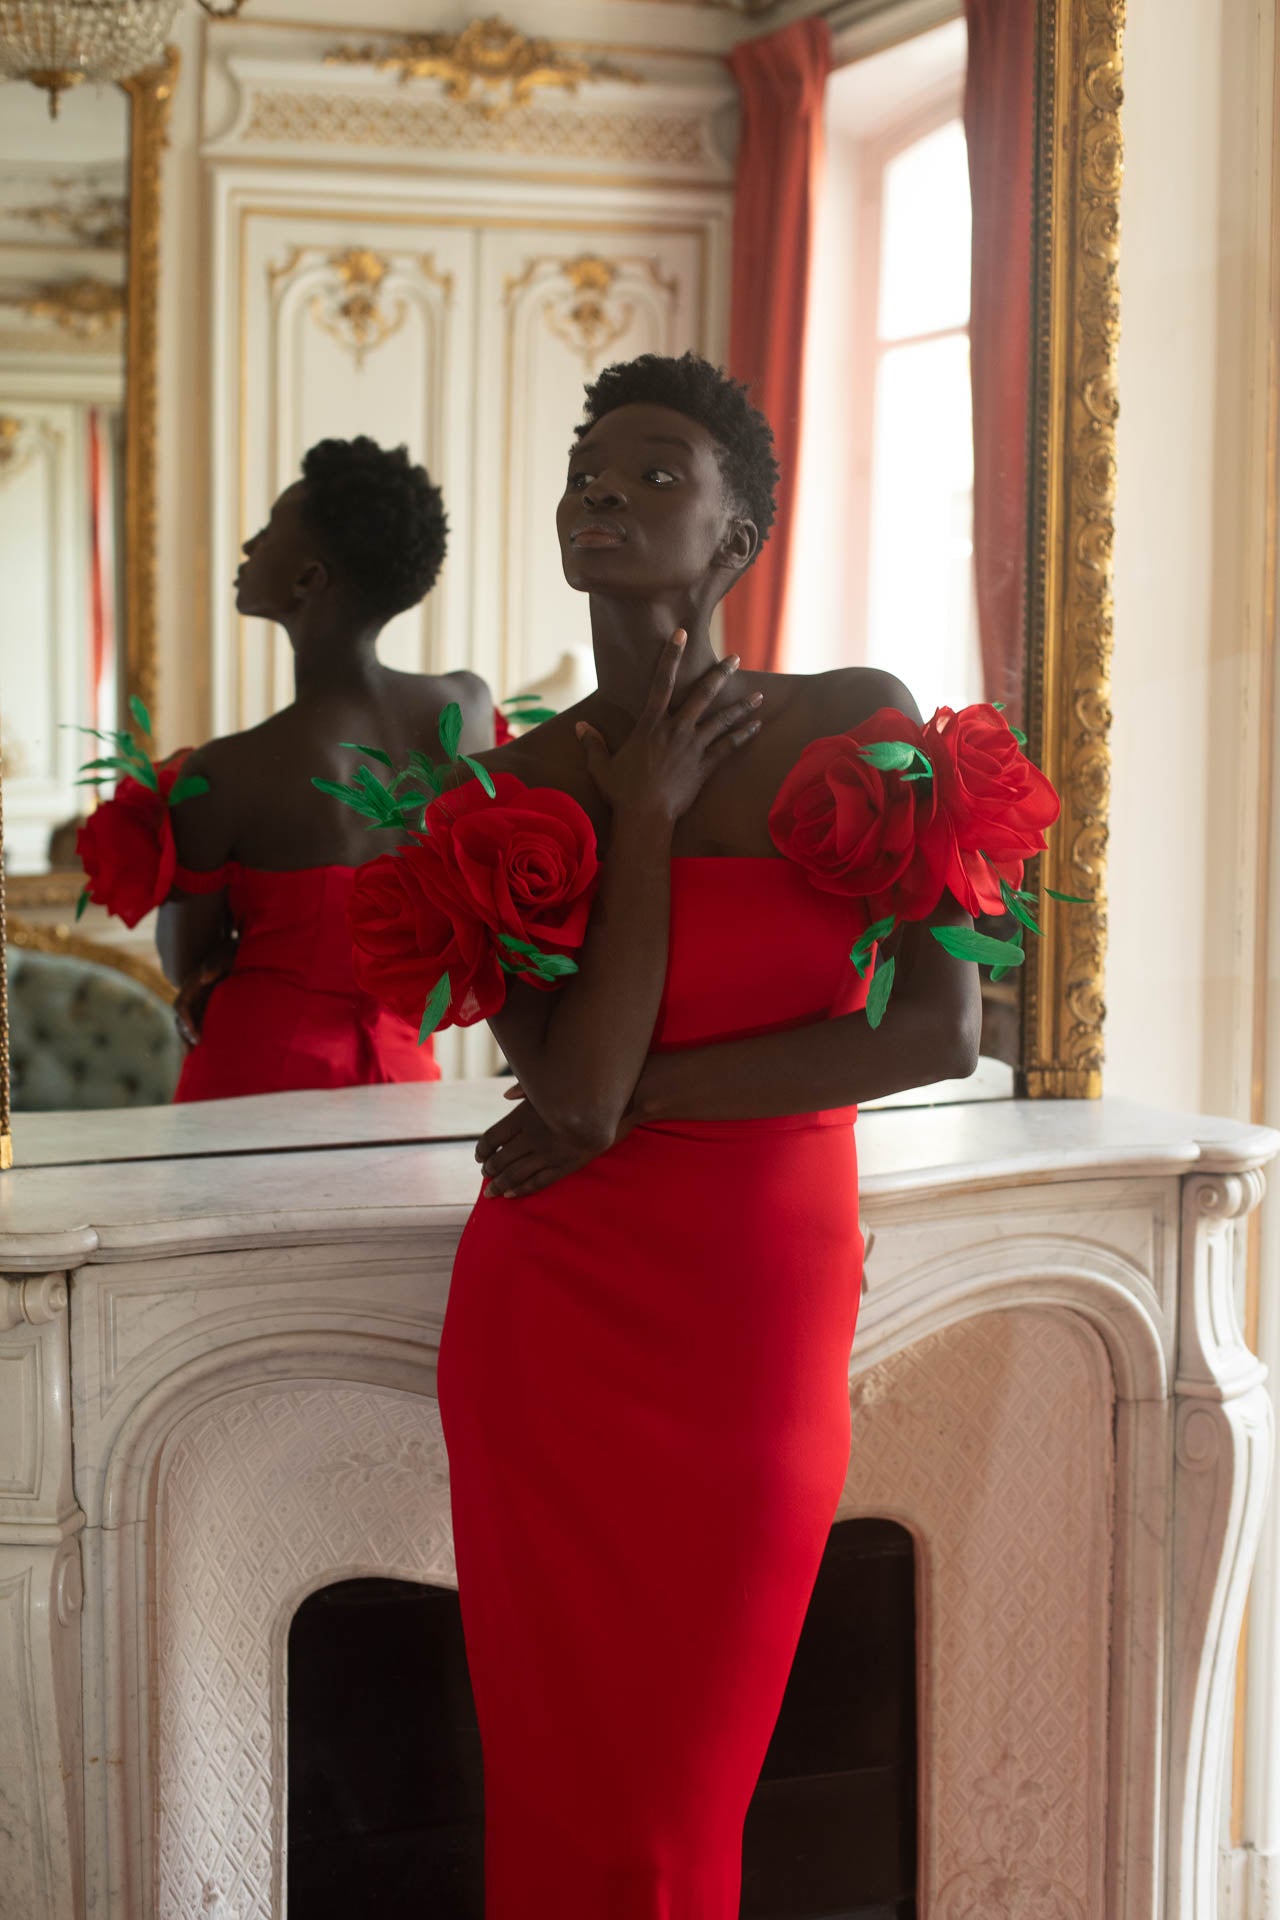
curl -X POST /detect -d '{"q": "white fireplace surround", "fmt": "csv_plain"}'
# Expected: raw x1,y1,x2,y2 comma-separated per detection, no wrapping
0,1085,1275,1920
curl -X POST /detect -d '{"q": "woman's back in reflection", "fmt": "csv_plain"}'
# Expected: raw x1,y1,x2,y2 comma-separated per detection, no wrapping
157,435,492,1102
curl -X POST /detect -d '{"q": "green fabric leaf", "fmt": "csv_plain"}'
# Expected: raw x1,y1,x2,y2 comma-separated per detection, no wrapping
510,707,559,725
77,755,138,777
998,878,1043,937
407,751,444,795
930,925,1026,967
850,914,896,977
340,741,393,768
857,740,930,774
989,964,1012,983
992,701,1006,711
460,755,497,798
75,887,89,922
1045,886,1090,904
420,972,451,1042
504,691,548,707
129,758,159,793
1009,724,1028,747
129,694,153,737
311,776,382,820
866,955,896,1029
439,702,463,763
168,774,211,807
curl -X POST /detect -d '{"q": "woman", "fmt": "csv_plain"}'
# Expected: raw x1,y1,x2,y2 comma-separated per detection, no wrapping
435,354,982,1917
158,435,492,1100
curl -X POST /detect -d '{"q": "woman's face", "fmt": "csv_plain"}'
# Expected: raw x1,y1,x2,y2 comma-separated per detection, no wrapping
556,403,751,602
234,481,321,620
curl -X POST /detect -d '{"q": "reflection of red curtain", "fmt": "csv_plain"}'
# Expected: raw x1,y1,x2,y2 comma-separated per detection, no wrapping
87,408,116,731
725,18,830,672
964,0,1035,720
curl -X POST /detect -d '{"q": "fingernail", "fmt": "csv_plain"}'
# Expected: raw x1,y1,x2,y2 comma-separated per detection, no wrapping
673,630,687,647
574,721,587,738
729,655,741,670
750,692,764,707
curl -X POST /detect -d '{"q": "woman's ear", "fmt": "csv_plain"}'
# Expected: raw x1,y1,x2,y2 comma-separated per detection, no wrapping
718,518,759,574
293,558,329,602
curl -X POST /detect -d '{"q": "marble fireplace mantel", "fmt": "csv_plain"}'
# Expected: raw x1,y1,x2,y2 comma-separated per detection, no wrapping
0,1084,1275,1920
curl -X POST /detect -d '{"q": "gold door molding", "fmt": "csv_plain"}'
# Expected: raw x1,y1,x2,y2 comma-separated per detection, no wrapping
1022,0,1123,1098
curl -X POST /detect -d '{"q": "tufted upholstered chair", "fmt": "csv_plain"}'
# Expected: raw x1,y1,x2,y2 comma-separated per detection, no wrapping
6,937,182,1110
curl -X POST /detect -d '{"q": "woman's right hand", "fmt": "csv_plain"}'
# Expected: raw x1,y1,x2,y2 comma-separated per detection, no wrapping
172,937,237,1048
575,631,763,825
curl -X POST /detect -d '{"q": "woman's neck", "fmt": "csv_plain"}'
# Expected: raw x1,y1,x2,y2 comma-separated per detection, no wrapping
289,619,385,704
588,597,722,720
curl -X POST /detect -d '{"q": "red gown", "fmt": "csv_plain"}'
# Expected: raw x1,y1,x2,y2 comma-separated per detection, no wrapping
173,863,439,1102
437,856,869,1919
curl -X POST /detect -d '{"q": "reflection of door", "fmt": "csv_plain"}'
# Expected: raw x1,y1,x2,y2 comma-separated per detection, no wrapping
232,214,476,731
0,399,89,870
215,192,719,733
470,230,701,700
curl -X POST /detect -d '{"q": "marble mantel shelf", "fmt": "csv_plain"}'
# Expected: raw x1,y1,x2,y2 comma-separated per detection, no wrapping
2,1086,1277,1920
0,1084,1276,1270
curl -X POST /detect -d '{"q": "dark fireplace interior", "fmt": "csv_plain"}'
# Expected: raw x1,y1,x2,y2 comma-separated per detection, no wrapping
287,1517,917,1919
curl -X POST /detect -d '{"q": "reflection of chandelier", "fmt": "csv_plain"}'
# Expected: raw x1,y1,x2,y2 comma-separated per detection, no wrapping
0,0,247,117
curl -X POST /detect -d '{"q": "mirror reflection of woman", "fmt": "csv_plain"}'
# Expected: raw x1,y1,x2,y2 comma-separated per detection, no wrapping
159,436,492,1101
436,354,982,1916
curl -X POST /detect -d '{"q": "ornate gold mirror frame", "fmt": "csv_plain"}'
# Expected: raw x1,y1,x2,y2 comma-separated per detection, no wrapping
3,51,175,919
0,53,176,1162
1022,0,1121,1097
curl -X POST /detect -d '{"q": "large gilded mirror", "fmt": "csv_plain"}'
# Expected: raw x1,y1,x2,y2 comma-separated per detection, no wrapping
0,0,1116,1139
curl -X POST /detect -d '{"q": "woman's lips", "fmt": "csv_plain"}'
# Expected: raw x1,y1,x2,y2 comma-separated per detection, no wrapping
571,523,626,549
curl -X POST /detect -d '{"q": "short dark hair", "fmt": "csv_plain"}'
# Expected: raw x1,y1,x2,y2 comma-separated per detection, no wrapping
299,436,448,622
575,351,779,554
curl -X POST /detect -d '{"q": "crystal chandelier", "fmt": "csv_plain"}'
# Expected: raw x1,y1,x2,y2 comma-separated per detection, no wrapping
0,0,246,118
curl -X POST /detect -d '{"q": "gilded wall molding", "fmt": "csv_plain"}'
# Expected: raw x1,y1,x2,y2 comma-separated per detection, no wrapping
1022,0,1123,1098
238,88,709,168
121,49,178,743
323,17,641,117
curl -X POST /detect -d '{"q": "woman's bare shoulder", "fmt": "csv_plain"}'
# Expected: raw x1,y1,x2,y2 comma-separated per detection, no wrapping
796,666,923,733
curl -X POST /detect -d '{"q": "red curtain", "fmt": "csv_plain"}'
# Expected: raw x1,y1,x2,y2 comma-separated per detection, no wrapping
725,18,831,672
964,0,1036,720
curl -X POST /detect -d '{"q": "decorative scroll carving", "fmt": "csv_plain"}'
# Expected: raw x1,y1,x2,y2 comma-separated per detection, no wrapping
0,276,124,339
121,50,177,741
8,190,128,250
0,1275,69,1334
504,252,680,373
1023,0,1124,1096
324,16,641,119
309,247,405,366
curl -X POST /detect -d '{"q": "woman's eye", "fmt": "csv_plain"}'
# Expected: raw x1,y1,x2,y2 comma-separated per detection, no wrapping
645,468,677,487
567,471,592,491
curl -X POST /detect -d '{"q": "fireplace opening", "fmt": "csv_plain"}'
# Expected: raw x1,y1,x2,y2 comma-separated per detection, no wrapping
742,1517,918,1919
286,1519,917,1919
287,1577,484,1918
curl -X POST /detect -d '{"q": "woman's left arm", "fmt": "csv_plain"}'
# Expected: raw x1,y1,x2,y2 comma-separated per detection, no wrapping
478,895,980,1193
155,746,237,1036
630,892,980,1124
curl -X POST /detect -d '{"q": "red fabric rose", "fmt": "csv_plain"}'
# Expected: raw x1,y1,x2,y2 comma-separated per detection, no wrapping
349,842,504,1030
924,704,1060,915
768,709,947,924
492,705,514,746
349,774,599,1031
75,748,191,929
